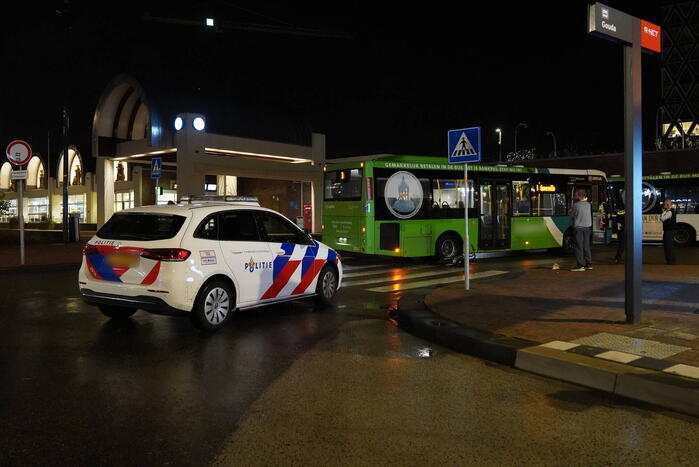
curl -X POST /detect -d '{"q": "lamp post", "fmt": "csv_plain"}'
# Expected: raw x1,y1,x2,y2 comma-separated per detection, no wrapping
495,128,502,162
545,131,557,158
514,122,527,155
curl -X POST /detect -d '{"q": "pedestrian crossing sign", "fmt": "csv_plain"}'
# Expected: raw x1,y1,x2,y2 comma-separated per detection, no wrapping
151,157,162,179
448,127,481,164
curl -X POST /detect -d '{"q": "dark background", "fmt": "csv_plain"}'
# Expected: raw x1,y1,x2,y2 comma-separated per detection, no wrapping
1,1,663,166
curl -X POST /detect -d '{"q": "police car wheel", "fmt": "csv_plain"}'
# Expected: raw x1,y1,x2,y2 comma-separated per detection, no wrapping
98,305,137,319
192,281,233,331
315,265,338,307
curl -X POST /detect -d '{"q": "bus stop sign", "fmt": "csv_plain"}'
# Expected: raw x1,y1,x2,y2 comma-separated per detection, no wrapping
448,127,481,164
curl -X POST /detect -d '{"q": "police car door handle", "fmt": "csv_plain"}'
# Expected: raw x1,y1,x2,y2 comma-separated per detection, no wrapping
275,249,286,255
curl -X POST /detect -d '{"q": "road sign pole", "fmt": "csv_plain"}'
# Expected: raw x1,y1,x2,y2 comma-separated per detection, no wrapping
464,163,469,290
5,140,32,265
624,19,642,324
18,177,25,265
588,3,659,324
448,126,480,292
62,107,70,243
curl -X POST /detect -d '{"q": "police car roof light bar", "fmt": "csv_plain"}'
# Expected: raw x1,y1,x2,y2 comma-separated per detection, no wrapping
179,195,259,204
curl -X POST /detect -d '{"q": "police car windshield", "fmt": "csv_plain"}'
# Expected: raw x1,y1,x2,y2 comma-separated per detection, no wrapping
97,213,187,241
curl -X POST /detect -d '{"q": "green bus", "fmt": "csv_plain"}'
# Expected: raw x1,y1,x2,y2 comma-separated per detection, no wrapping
322,155,609,260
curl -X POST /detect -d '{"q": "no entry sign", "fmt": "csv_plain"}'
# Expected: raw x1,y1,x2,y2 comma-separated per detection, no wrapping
6,140,32,166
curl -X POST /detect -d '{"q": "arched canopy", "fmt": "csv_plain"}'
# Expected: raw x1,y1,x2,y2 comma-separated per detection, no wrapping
0,162,12,190
93,73,315,158
92,74,151,157
57,146,84,186
26,156,45,188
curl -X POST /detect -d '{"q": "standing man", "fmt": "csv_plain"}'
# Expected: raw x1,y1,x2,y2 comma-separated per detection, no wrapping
661,199,677,265
570,189,593,271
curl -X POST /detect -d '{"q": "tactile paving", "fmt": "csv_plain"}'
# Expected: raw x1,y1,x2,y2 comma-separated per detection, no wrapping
571,332,690,360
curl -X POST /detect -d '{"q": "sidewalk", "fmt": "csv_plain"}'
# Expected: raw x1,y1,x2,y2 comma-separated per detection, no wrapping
403,259,699,417
427,265,699,366
0,236,89,271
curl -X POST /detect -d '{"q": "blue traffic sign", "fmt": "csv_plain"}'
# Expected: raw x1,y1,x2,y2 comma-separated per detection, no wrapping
150,157,162,179
448,127,481,164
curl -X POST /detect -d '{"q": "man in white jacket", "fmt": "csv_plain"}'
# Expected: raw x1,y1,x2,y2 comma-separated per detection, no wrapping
661,199,677,265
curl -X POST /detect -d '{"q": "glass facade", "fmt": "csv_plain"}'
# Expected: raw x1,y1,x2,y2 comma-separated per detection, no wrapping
114,191,134,213
27,197,49,222
237,178,311,225
68,194,86,217
156,190,178,206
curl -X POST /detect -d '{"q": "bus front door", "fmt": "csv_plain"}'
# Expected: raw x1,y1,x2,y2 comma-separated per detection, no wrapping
478,181,511,250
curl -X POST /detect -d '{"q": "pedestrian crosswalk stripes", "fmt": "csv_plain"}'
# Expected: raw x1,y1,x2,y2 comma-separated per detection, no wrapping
339,259,507,293
365,270,507,293
341,263,394,272
343,268,461,287
342,264,437,279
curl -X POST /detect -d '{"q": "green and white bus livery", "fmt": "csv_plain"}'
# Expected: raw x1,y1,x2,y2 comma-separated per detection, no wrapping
323,155,609,260
608,173,699,247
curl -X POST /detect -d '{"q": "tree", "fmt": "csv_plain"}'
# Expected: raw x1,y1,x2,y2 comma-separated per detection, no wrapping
0,193,10,218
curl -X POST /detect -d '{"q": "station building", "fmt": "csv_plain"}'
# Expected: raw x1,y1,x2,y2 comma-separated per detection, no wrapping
0,147,97,224
1,74,326,231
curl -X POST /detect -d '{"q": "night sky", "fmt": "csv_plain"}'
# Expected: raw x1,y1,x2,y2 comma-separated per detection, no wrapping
1,1,663,168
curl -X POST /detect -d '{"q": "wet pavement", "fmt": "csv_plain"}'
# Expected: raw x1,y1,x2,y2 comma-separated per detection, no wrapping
1,247,699,465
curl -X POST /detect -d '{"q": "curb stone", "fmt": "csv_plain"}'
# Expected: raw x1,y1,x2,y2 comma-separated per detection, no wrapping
397,299,699,418
394,302,535,366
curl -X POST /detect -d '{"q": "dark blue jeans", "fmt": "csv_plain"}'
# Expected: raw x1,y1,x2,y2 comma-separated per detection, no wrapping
574,227,592,268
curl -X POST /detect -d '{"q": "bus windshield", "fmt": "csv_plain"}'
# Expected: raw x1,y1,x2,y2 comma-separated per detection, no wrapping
324,168,363,200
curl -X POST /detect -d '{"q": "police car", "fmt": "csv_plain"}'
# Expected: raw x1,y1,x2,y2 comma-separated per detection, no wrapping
78,196,342,331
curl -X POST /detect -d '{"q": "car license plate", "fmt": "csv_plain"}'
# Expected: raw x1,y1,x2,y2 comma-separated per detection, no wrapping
107,253,139,267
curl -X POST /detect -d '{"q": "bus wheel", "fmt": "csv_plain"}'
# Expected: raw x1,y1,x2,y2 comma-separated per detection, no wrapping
673,225,696,247
436,234,462,262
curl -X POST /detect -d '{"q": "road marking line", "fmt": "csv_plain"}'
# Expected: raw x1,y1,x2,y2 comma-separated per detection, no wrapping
341,263,398,272
365,270,508,292
342,264,440,279
343,268,462,287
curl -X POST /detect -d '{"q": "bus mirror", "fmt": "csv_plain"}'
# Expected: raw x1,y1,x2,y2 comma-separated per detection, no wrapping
467,187,475,209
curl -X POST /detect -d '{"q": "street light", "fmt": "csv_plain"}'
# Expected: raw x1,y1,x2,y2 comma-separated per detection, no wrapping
514,122,527,155
545,131,557,158
495,128,502,162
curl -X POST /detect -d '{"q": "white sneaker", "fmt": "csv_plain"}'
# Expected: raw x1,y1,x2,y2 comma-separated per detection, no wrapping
570,267,586,272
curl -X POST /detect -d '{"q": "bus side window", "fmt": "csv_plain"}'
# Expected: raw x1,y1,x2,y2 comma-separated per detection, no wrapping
512,180,531,216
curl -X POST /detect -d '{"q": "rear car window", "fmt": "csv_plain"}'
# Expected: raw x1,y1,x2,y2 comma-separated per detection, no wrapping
97,213,187,241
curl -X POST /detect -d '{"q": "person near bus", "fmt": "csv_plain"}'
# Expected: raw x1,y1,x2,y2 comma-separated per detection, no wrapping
570,189,593,271
661,199,677,265
614,210,625,264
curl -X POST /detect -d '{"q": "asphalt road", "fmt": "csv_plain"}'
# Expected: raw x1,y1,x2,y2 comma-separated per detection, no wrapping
1,246,698,465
